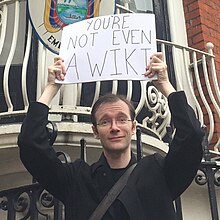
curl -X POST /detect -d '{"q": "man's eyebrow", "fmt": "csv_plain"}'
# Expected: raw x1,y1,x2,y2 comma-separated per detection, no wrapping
97,114,109,121
99,112,129,120
117,112,129,117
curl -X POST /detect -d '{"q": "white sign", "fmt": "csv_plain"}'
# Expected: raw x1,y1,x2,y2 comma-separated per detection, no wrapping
58,13,157,84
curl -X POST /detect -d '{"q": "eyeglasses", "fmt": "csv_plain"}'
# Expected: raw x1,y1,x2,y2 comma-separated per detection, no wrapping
96,117,132,128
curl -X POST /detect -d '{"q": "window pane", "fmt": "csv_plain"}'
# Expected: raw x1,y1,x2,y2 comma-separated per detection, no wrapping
116,0,153,13
135,0,153,13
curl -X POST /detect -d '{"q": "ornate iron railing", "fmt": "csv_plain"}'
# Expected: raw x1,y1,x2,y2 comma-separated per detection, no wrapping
0,0,219,147
0,128,219,220
195,127,220,220
0,126,141,220
0,183,64,220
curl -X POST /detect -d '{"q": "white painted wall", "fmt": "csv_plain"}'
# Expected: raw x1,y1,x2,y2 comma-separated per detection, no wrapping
181,181,220,220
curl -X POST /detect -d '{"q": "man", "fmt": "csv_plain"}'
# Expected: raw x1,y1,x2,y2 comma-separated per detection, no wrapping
18,53,204,220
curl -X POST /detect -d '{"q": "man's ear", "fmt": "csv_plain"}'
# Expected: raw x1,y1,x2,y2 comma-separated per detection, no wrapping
132,120,137,135
92,125,99,139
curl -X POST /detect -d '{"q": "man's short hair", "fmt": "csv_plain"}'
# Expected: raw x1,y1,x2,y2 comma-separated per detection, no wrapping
91,93,136,126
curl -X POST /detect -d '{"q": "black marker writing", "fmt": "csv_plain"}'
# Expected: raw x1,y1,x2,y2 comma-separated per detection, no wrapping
124,49,138,75
67,32,98,49
87,51,108,77
112,29,152,45
86,14,130,31
109,48,122,76
66,53,80,80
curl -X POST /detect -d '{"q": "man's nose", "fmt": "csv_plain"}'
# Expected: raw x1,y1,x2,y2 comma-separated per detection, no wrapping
110,120,120,130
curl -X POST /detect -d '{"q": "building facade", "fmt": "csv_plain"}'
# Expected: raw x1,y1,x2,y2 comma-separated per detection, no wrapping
0,0,219,219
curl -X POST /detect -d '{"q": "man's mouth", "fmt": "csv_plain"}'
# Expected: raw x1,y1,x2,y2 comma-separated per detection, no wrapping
109,136,124,141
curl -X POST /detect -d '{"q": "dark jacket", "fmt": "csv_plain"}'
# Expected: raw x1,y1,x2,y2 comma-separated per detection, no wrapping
18,91,204,220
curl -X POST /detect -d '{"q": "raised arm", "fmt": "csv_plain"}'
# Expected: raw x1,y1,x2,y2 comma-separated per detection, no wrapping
17,56,71,202
145,52,204,199
38,56,66,106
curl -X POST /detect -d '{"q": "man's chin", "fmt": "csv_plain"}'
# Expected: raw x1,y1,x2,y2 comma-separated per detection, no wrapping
105,145,128,154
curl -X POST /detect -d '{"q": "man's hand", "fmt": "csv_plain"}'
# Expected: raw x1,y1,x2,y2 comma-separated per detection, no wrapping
144,52,176,97
48,56,66,83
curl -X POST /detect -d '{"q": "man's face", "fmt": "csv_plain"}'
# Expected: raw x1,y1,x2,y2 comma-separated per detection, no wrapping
92,100,136,154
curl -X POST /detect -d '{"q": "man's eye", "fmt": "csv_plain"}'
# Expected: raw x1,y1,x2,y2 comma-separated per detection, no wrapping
118,118,127,123
101,120,108,125
100,120,110,126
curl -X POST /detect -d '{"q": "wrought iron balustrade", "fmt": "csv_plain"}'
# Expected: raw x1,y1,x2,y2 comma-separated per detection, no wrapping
195,127,220,220
0,0,219,147
0,182,65,220
0,128,219,220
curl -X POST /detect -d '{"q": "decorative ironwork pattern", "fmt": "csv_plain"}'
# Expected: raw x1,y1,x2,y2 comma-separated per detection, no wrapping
0,183,63,219
195,127,220,220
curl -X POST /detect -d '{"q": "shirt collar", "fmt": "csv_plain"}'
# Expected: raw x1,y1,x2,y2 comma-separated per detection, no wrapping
91,151,137,175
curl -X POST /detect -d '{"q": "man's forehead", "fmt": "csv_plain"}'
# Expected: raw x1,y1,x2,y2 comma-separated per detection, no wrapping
95,100,130,115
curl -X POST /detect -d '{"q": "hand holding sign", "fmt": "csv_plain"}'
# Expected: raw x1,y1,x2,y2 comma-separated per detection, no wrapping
48,56,66,82
145,52,175,97
57,13,157,84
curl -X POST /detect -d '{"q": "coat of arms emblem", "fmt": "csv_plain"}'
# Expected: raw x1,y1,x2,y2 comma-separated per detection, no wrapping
28,0,115,53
